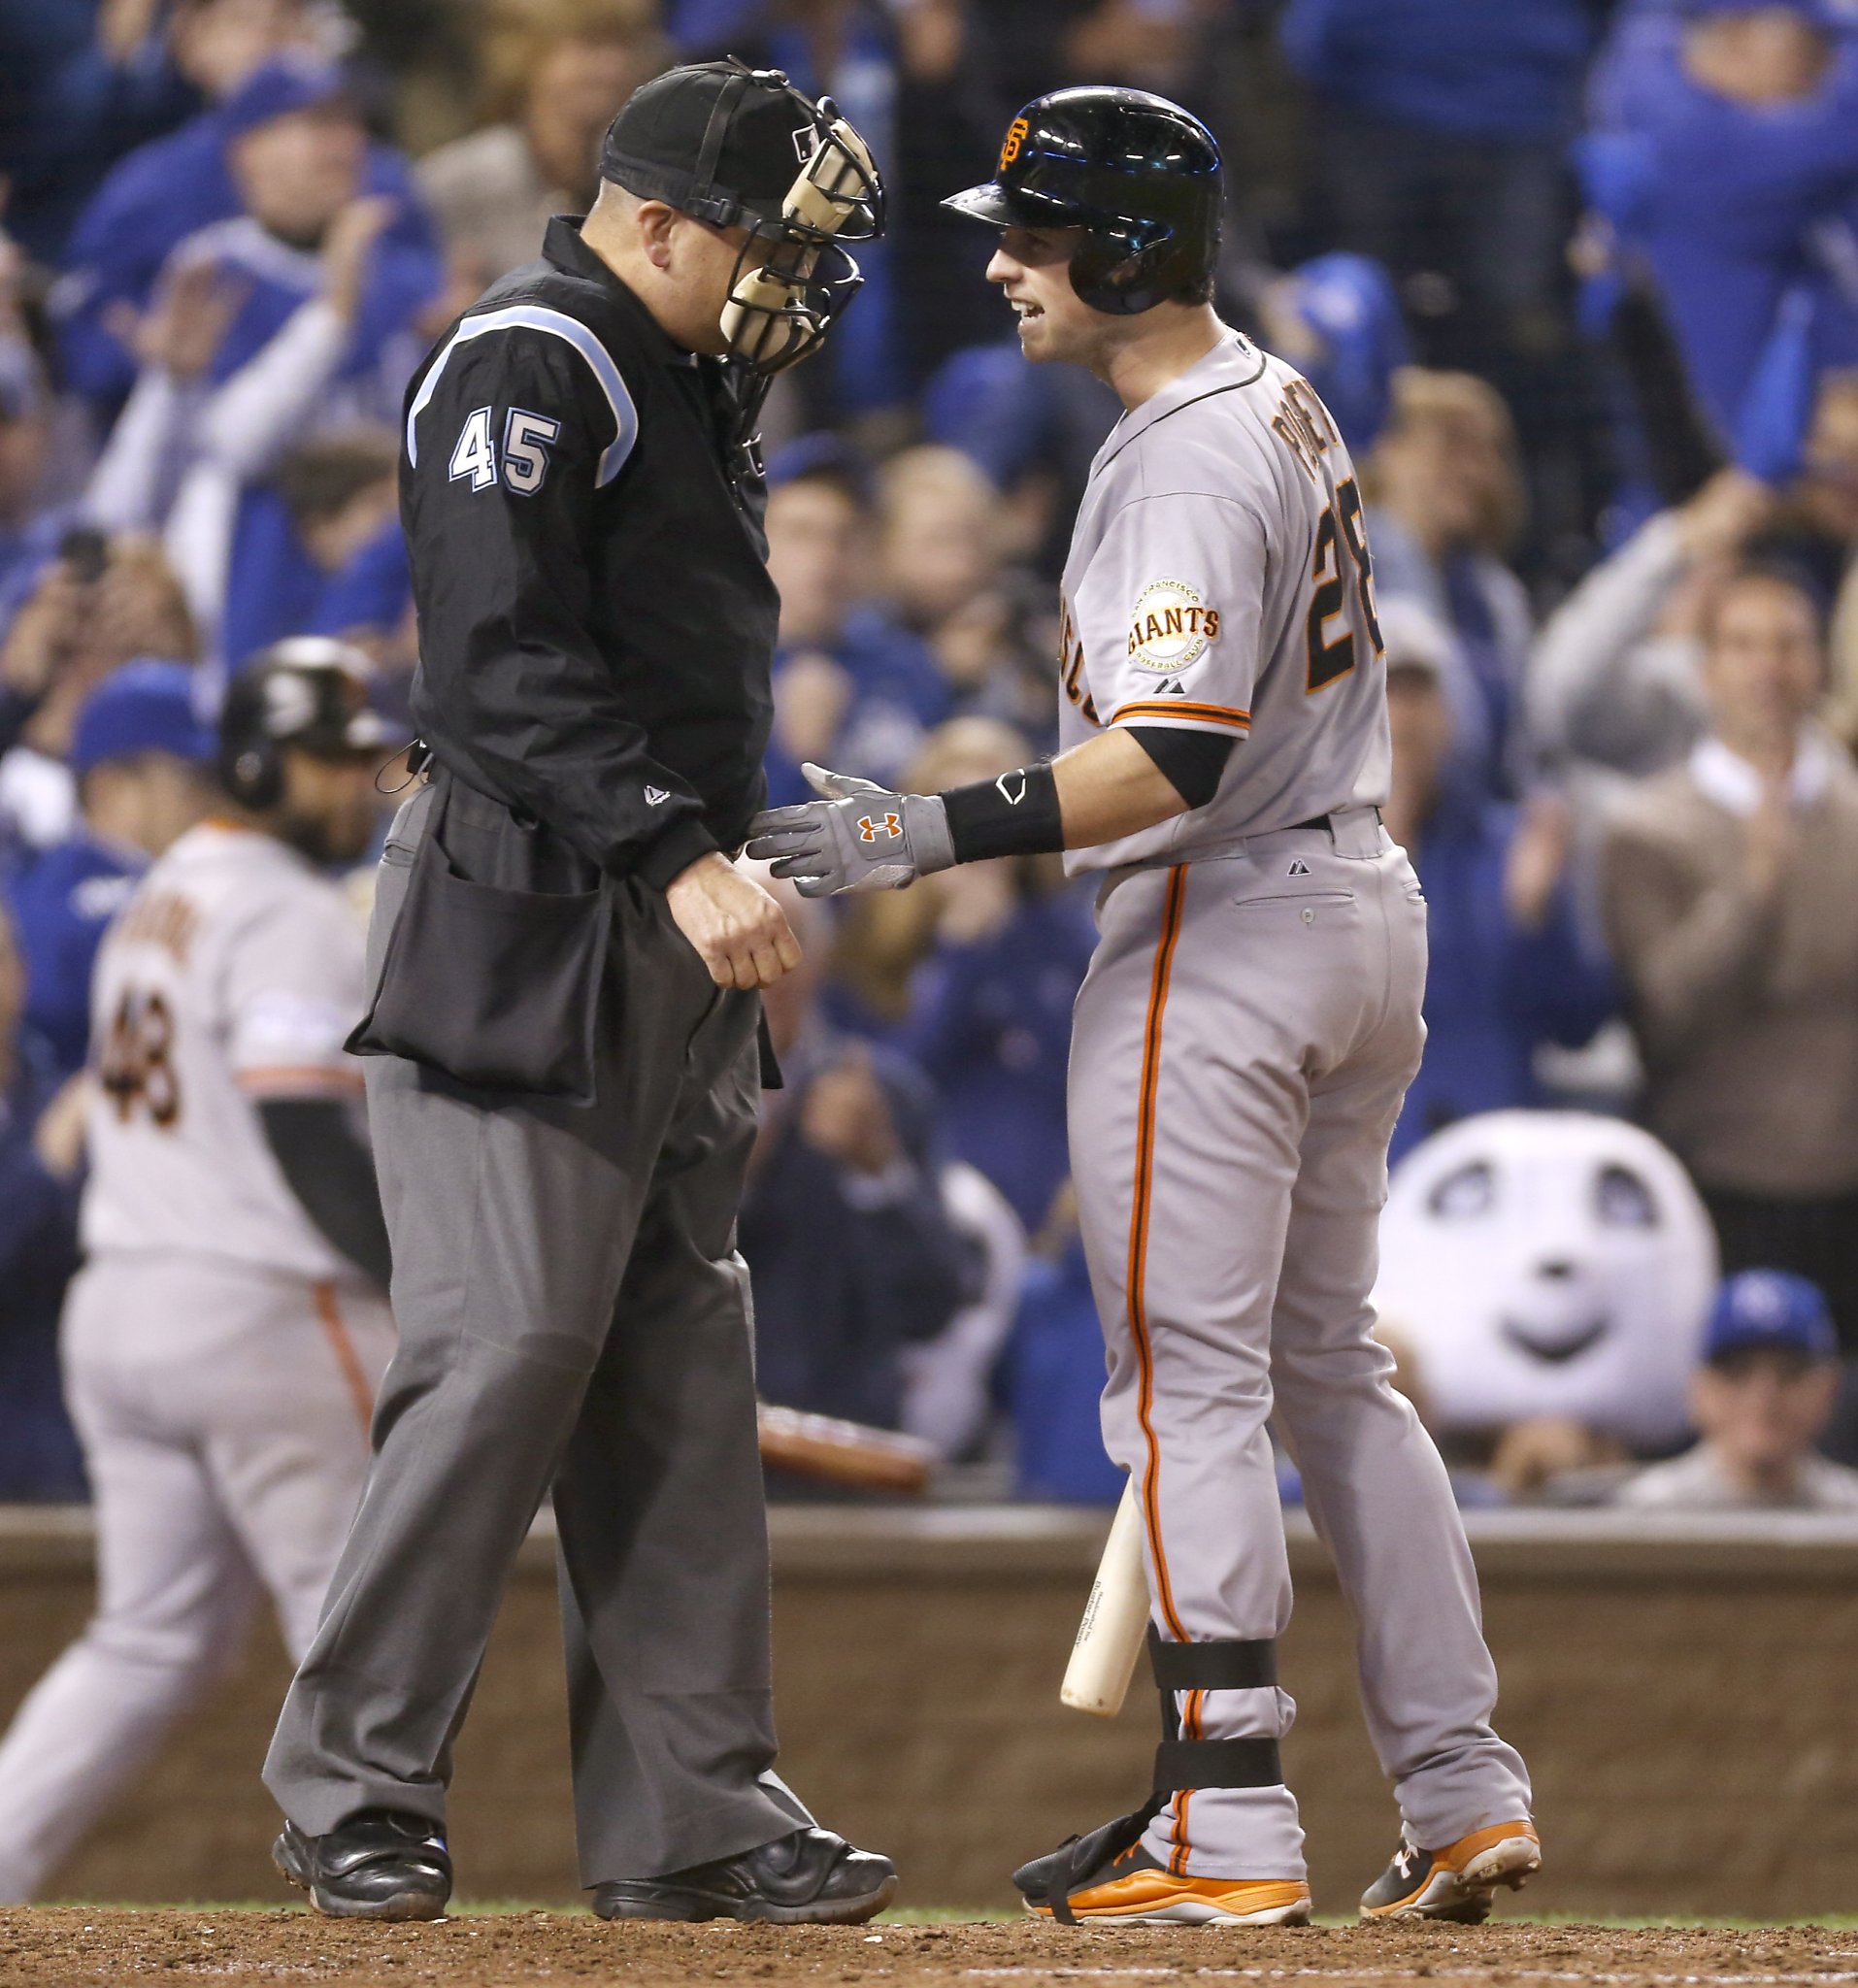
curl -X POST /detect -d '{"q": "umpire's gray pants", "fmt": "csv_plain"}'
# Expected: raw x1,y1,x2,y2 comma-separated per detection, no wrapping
263,782,810,1883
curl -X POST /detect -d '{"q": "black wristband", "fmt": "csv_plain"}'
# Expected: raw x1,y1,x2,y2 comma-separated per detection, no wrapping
940,762,1065,864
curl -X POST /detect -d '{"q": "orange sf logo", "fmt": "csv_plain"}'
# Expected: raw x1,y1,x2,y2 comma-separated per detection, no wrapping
857,812,903,843
999,117,1029,170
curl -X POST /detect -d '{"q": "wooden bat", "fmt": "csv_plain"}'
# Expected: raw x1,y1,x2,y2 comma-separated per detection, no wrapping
1060,1477,1149,1716
755,1403,934,1496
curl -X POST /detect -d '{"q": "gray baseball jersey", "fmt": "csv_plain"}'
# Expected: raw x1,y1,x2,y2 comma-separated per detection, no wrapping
1060,335,1531,1891
83,820,373,1284
0,822,392,1902
1057,334,1390,874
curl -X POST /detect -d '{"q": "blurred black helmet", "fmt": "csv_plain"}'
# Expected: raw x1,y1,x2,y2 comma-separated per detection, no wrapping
218,637,389,811
944,86,1221,316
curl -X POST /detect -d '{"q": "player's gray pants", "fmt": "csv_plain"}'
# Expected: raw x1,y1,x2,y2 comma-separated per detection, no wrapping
264,782,810,1884
0,1254,388,1903
1070,814,1531,1881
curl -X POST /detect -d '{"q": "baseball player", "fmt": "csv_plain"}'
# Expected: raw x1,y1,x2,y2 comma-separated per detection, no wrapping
749,88,1540,1928
0,639,394,1904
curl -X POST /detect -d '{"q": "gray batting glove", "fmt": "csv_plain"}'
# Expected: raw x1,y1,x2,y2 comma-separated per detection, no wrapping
746,762,955,897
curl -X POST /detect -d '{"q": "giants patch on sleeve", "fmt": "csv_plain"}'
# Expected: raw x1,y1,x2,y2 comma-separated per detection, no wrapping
1126,579,1220,674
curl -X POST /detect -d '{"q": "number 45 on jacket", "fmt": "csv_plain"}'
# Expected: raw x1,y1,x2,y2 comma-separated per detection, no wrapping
448,408,561,494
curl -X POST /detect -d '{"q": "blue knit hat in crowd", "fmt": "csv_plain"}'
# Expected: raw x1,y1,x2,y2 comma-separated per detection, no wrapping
217,55,353,143
71,660,215,776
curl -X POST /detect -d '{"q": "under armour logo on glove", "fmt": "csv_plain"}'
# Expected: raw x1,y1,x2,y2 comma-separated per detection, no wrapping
747,763,955,897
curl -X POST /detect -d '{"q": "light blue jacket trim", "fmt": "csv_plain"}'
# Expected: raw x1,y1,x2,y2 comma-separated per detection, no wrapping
405,304,639,486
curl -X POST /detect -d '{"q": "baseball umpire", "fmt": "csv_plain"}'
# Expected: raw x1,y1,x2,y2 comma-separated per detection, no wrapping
262,61,897,1924
749,89,1539,1927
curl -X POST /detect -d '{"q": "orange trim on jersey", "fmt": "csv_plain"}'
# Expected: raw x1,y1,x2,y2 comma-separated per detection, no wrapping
1111,700,1251,730
315,1281,374,1436
1170,1687,1205,1876
1128,864,1190,1648
237,1065,365,1097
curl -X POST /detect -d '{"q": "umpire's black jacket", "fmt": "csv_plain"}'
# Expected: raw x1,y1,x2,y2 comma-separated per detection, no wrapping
401,215,779,891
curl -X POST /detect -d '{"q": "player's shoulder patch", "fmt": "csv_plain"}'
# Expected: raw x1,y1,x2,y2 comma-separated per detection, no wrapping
1125,578,1221,674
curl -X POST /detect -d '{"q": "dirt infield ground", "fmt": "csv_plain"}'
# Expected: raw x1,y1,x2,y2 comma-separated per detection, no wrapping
3,1914,1857,1988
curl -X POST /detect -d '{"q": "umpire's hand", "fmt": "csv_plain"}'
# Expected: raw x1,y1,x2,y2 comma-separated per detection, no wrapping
666,852,803,989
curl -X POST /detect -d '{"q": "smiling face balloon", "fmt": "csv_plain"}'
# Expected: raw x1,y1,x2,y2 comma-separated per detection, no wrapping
1373,1111,1718,1450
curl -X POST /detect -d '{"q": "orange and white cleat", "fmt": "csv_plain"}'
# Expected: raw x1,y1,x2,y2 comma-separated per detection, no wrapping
1359,1820,1542,1923
1013,1810,1311,1927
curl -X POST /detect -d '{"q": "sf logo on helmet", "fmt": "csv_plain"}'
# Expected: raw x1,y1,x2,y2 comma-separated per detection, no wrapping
998,117,1029,170
857,812,903,844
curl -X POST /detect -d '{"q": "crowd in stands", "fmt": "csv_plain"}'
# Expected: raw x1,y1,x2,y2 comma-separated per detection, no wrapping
2,0,1857,1514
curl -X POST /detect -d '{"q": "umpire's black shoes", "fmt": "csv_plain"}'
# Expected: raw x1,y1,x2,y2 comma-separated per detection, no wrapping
1359,1820,1541,1922
273,1809,452,1920
593,1826,897,1924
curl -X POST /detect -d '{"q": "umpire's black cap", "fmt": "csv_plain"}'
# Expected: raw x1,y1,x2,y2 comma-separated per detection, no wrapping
601,60,829,234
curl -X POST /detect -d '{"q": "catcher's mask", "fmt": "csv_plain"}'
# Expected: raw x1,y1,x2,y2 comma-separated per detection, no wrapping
602,58,884,375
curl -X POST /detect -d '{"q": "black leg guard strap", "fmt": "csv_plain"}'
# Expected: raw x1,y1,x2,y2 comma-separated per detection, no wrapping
1153,1737,1284,1791
1045,1800,1165,1925
1032,1636,1286,1922
1146,1626,1278,1692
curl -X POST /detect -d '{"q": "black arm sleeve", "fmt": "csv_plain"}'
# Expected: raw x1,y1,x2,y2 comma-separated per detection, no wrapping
404,328,717,887
258,1099,392,1292
1126,724,1236,811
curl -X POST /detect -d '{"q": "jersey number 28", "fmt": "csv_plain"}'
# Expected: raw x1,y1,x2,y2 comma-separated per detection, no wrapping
1307,477,1383,693
98,987,181,1129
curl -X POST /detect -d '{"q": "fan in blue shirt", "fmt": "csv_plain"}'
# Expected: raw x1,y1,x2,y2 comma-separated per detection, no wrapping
1377,605,1616,1163
1586,0,1858,443
897,877,1096,1234
52,54,438,414
5,659,215,1079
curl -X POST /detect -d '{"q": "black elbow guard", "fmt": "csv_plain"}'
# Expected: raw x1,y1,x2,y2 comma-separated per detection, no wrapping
1124,725,1235,811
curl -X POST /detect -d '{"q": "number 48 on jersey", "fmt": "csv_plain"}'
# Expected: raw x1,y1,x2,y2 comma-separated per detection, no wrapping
98,986,182,1128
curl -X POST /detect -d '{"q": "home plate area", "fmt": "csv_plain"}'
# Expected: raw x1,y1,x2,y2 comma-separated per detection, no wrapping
3,1915,1856,1988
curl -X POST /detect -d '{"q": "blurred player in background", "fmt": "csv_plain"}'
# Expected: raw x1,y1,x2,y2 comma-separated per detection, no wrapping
0,637,393,1904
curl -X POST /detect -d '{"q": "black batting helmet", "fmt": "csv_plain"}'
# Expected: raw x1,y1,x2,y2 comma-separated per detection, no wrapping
943,87,1220,317
217,637,390,811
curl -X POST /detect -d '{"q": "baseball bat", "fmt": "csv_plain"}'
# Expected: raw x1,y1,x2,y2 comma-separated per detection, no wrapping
755,1403,934,1496
1060,1477,1151,1716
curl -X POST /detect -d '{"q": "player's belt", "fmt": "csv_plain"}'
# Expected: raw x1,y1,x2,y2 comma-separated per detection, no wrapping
1096,806,1385,903
1288,808,1381,834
